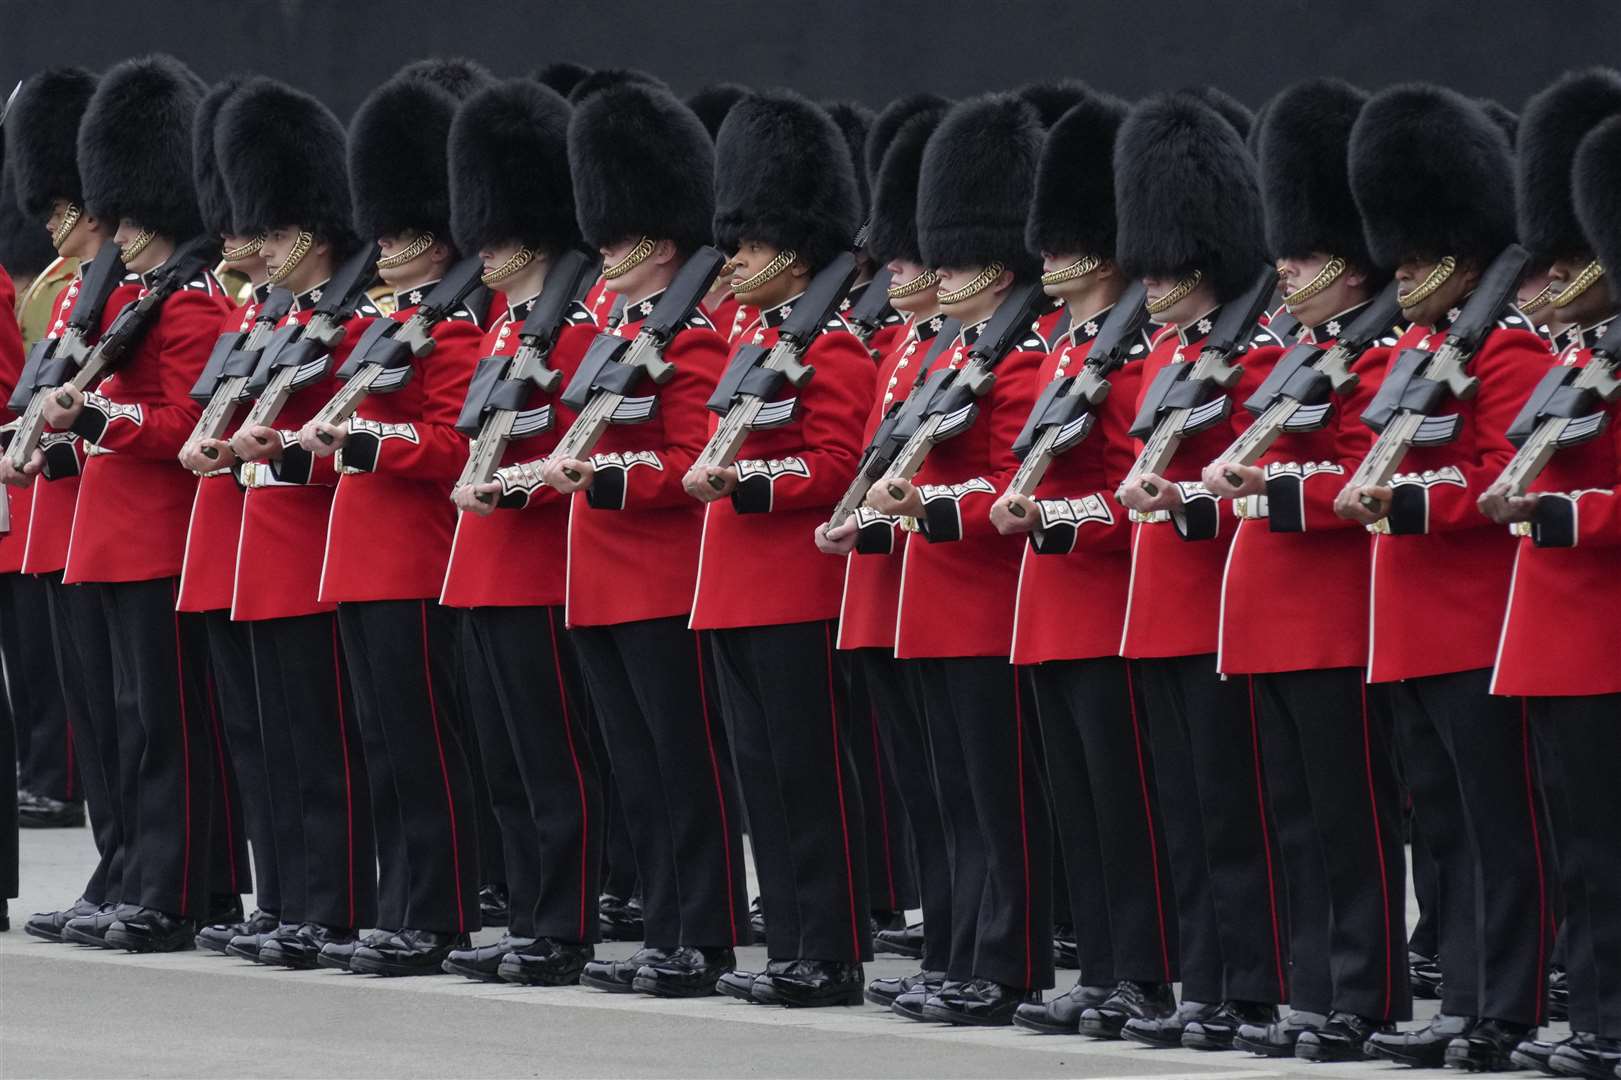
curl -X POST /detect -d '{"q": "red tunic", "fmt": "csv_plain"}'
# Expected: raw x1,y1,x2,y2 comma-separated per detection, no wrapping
689,298,874,630
554,295,728,627
317,286,493,604
0,269,22,568
1366,313,1553,683
64,272,232,584
1011,312,1153,665
836,315,948,651
1118,312,1286,659
1492,316,1621,697
1217,307,1396,674
892,320,1046,659
439,296,598,609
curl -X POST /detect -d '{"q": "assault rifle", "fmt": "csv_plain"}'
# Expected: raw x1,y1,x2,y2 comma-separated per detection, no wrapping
1493,315,1621,496
188,288,295,461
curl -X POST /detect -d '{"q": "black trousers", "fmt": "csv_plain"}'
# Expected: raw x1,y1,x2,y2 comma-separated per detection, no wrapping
1536,694,1621,1037
201,612,260,911
1393,668,1551,1026
0,610,16,898
709,621,871,963
457,687,506,892
1255,668,1411,1020
99,578,214,917
844,654,919,915
249,612,375,930
857,649,953,973
47,576,122,904
1029,657,1178,988
1137,654,1287,1004
1,571,76,802
572,616,746,949
594,696,641,904
461,605,601,942
338,600,480,935
918,656,1054,990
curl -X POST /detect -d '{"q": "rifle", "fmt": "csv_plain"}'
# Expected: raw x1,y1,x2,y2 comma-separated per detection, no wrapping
871,279,1046,502
1121,267,1278,497
234,243,381,443
187,288,295,461
1213,281,1403,485
6,242,129,469
1003,284,1152,514
547,247,727,482
309,255,488,444
452,249,598,500
823,318,961,530
1349,244,1530,512
1493,316,1621,496
692,253,859,487
845,267,897,347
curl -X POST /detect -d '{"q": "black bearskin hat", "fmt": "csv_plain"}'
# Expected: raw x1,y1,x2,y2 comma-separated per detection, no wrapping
1016,80,1093,129
1573,115,1621,303
713,91,859,271
1258,78,1377,271
194,77,249,238
1193,86,1254,142
1116,92,1267,302
1350,83,1517,269
77,54,205,238
534,62,592,99
866,99,950,264
349,71,464,244
686,83,749,139
6,67,97,219
570,82,713,254
0,158,59,276
1479,99,1520,146
1516,69,1621,263
217,78,357,253
449,78,580,257
568,68,667,105
1025,90,1130,260
822,101,874,216
396,57,493,101
918,93,1043,278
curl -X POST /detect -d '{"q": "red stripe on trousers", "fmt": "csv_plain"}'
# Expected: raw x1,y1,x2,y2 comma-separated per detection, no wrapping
1125,666,1174,982
546,608,592,941
823,626,863,963
419,602,466,932
1359,682,1395,1019
693,632,738,945
1247,676,1287,999
1520,699,1549,1024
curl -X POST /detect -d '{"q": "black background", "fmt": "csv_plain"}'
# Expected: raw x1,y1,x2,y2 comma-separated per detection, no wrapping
1,0,1616,120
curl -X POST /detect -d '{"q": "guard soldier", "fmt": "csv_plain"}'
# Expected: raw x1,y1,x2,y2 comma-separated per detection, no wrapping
864,92,1053,1025
215,75,383,969
814,92,955,1011
1481,69,1621,1079
440,76,606,986
685,83,752,343
682,90,876,1006
40,54,235,951
297,62,494,975
513,80,751,996
1111,92,1290,1048
0,264,25,929
1201,78,1412,1061
987,90,1177,1037
1338,84,1556,1070
5,66,143,943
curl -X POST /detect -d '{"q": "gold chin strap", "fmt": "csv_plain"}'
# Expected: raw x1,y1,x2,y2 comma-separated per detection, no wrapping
1550,259,1606,309
50,204,82,250
221,234,266,264
376,231,435,271
1280,256,1347,307
1144,270,1203,315
1039,254,1101,288
1396,255,1457,307
601,236,655,281
937,261,1006,305
266,231,314,285
119,227,156,263
481,246,536,286
887,268,939,300
1520,282,1555,316
731,248,797,294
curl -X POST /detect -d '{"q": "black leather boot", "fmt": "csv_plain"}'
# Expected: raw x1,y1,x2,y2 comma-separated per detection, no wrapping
1365,1013,1477,1068
443,934,531,982
752,960,865,1007
496,937,593,986
1294,1011,1393,1062
1013,982,1113,1034
1079,980,1178,1039
105,908,200,953
581,945,674,993
350,928,467,976
633,946,736,998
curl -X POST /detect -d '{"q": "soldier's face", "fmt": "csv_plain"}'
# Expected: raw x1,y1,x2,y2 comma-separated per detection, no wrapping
1141,273,1215,328
728,239,801,308
935,265,1008,324
376,231,442,289
1278,252,1367,328
222,232,268,281
1547,252,1615,328
599,236,660,298
884,258,937,316
46,199,95,260
1395,258,1476,327
114,219,168,273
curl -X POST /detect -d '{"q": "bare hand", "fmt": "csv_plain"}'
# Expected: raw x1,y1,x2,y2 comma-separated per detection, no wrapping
0,454,36,488
990,493,1038,535
1478,485,1538,525
542,456,593,494
180,438,237,473
1202,461,1264,499
299,420,348,457
1335,482,1393,524
683,465,737,502
41,384,84,429
1117,473,1182,513
452,482,502,516
231,425,283,463
814,518,859,555
865,477,924,518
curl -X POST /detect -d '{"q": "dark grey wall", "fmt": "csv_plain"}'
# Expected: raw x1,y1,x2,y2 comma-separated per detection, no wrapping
2,0,1614,120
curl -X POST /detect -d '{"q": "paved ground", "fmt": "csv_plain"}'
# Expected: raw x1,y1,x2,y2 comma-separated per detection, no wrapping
0,825,1554,1078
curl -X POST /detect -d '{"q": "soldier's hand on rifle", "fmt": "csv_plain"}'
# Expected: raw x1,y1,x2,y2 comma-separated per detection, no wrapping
814,518,858,555
231,426,282,463
683,465,737,502
990,493,1038,535
1117,473,1182,513
1202,461,1264,498
41,384,84,429
0,454,37,487
866,477,924,518
452,481,501,517
180,438,236,474
542,456,593,494
1335,482,1392,524
1477,484,1538,525
299,420,347,457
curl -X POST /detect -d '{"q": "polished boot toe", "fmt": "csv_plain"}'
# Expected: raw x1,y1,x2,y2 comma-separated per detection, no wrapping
61,904,135,948
1230,1008,1325,1056
443,934,532,982
753,960,865,1007
1183,1001,1279,1051
199,909,278,954
1012,982,1114,1034
1445,1017,1538,1072
581,945,673,993
1122,998,1219,1048
924,979,1040,1027
23,898,100,943
105,908,199,953
633,946,735,998
866,969,943,1009
1295,1012,1393,1062
350,928,467,977
496,938,593,986
260,924,354,970
1365,1013,1478,1068
1509,1035,1567,1075
1079,980,1178,1040
1052,925,1078,969
716,967,763,1002
893,980,962,1021
1545,1032,1621,1078
223,922,289,962
17,792,85,828
873,923,925,959
747,897,766,944
317,929,393,972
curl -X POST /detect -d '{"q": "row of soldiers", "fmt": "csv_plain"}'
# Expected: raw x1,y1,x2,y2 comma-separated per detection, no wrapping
1,53,1618,1076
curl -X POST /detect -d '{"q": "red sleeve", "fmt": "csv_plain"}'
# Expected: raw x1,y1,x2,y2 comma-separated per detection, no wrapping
1528,397,1621,549
0,270,23,419
341,319,482,482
